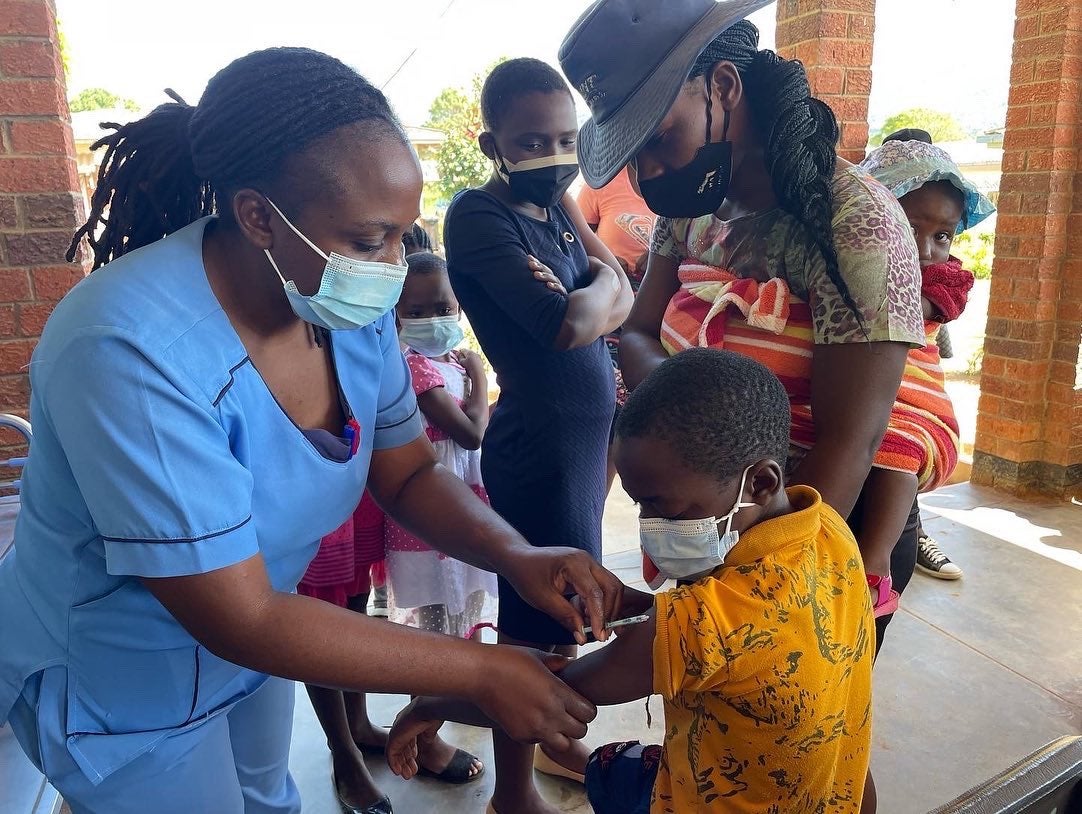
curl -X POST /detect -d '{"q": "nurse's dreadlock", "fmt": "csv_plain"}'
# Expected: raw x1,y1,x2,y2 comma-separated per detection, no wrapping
69,47,404,270
690,21,862,324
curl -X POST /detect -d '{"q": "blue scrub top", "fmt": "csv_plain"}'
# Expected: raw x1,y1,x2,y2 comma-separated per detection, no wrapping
0,217,422,784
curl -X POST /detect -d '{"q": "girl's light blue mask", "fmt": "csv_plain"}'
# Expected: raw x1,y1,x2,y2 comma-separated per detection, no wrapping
263,197,408,331
639,465,756,590
399,315,465,358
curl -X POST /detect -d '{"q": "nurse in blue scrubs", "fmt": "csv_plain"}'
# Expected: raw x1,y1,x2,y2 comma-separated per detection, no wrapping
0,48,621,814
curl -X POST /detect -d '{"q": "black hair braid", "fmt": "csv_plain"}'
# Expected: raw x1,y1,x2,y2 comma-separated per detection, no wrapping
692,21,863,325
403,222,432,254
743,52,862,322
187,48,402,192
70,47,403,270
68,90,213,269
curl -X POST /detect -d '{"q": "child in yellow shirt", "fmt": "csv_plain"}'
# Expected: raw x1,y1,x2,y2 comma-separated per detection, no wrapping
386,349,875,813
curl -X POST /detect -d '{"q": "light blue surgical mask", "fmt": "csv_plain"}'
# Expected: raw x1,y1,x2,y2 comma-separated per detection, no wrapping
399,315,465,358
263,197,407,331
639,465,756,589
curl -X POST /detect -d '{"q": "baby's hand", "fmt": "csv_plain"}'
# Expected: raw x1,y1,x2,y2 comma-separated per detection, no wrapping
386,699,445,780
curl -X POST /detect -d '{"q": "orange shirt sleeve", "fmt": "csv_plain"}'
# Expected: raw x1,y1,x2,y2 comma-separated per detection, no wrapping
576,183,601,225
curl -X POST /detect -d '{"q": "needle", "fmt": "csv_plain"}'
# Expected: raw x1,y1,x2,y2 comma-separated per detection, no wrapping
582,614,651,636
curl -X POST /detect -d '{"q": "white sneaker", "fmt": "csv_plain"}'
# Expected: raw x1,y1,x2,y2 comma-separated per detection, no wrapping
916,534,962,580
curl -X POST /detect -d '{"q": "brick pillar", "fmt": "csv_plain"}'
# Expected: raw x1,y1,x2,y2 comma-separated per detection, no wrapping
971,0,1082,496
774,0,875,163
0,0,86,460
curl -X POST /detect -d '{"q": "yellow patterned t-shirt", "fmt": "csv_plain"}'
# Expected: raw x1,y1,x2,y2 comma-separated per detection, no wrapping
651,486,874,813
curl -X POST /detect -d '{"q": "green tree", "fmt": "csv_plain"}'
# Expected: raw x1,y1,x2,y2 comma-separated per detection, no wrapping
951,230,996,280
69,87,139,113
426,61,504,204
57,18,70,76
872,108,967,145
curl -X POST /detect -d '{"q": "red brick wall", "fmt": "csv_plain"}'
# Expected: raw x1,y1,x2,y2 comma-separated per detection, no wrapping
774,0,875,163
972,0,1082,496
0,0,86,460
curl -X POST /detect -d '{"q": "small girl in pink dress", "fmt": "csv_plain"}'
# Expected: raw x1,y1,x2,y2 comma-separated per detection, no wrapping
387,252,497,637
296,492,393,808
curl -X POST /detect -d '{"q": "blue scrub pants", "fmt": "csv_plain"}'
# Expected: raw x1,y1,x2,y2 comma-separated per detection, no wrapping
9,668,300,814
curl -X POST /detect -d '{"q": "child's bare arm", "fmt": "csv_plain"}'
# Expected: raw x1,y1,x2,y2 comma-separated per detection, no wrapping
457,350,491,428
386,609,656,778
559,606,655,704
416,375,488,451
411,609,654,716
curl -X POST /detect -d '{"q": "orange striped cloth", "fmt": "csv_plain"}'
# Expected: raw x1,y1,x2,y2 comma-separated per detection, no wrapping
661,262,960,491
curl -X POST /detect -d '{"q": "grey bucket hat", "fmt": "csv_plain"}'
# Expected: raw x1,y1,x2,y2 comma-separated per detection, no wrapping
559,0,775,188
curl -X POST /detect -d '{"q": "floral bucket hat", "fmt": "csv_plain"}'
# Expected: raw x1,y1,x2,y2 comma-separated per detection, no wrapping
860,139,996,233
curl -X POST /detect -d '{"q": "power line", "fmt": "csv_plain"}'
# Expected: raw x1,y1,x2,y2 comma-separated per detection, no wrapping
380,0,459,91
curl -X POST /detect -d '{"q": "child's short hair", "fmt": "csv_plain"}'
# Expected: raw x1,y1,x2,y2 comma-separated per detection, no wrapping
404,251,446,276
616,349,790,482
481,58,572,131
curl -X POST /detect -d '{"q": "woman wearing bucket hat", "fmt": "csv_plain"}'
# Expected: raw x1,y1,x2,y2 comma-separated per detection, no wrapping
562,4,940,809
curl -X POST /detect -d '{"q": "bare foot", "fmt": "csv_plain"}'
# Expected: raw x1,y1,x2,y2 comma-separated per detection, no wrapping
539,740,590,776
331,746,386,810
490,785,562,814
416,732,483,779
350,721,389,753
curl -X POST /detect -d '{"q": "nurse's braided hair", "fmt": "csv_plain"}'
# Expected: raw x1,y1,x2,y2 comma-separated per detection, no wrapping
69,47,404,270
691,21,862,323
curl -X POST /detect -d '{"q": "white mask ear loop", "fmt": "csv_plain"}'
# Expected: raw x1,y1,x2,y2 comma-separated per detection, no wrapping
264,197,329,259
263,249,289,286
262,196,331,281
720,465,758,537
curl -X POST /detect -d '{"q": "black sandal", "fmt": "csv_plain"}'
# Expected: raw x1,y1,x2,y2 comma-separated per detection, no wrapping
417,748,485,785
331,759,393,814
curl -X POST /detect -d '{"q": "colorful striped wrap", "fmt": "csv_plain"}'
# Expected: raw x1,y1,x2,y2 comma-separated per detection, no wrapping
660,262,960,492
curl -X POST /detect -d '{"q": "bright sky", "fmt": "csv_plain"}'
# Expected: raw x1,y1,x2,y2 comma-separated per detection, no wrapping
57,0,1014,134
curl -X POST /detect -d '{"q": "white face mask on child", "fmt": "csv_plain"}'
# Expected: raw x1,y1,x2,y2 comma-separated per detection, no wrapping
639,465,756,590
398,315,465,358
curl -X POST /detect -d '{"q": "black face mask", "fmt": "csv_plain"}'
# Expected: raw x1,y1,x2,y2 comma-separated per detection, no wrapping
639,95,732,219
496,151,580,208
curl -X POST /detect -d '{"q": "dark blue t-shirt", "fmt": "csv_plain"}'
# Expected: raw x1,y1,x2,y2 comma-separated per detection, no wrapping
444,189,613,558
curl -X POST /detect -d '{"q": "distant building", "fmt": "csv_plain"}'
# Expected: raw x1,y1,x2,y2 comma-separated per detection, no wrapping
934,138,1003,215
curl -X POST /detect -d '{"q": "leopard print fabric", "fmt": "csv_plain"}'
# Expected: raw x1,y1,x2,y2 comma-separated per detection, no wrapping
650,165,924,347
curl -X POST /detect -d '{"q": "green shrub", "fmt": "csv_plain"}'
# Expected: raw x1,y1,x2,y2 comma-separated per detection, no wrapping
952,231,995,280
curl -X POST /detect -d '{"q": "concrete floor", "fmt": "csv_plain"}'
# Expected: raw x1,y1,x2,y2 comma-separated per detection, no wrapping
288,480,1082,814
